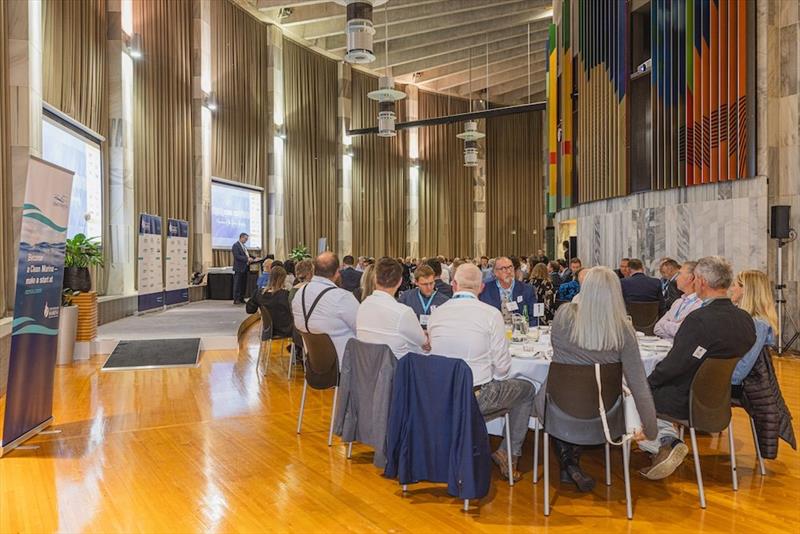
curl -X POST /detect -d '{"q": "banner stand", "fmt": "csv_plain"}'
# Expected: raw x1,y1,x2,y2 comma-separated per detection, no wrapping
1,417,52,457
136,213,164,314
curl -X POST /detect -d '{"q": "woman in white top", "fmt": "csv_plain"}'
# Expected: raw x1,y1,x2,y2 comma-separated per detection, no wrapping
654,261,701,340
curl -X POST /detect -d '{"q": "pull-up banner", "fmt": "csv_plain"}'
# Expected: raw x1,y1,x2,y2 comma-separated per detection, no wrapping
137,213,164,313
165,218,189,306
1,157,73,455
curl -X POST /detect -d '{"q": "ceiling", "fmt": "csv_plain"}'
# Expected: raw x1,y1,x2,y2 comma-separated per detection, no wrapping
238,0,553,105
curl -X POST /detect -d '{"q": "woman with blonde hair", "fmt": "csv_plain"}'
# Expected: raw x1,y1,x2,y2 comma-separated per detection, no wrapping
729,269,778,386
353,263,376,302
534,266,657,492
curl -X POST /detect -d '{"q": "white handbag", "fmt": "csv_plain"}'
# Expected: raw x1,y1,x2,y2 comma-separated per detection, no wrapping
594,363,640,446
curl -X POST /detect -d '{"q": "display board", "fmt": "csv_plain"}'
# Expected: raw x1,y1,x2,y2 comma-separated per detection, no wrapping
165,218,189,306
137,213,164,312
2,157,73,455
210,179,263,250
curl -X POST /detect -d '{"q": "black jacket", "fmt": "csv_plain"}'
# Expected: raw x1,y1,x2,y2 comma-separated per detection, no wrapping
648,298,756,420
246,288,294,338
434,278,453,298
340,266,362,292
621,272,662,303
739,347,797,459
231,241,250,273
660,277,683,316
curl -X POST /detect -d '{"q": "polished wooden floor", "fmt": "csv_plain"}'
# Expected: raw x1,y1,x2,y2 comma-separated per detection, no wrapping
2,326,799,533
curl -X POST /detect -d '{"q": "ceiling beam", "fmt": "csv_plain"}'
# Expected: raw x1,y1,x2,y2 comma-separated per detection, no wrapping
481,76,546,99
445,63,547,96
275,0,436,27
496,84,548,103
373,21,549,69
425,44,547,92
296,0,532,40
255,0,327,8
321,2,552,52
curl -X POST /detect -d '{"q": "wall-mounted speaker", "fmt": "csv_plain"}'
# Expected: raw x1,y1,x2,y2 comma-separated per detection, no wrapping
770,205,791,239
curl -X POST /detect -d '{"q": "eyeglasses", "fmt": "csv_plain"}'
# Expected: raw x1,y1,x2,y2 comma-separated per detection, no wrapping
496,265,514,271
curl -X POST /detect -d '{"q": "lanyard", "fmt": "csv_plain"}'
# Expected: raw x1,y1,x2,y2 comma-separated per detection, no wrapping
496,279,514,301
418,290,437,314
453,292,476,300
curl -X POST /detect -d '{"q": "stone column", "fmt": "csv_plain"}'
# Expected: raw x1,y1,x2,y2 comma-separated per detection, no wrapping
763,1,800,348
473,99,487,258
191,0,212,273
337,61,353,256
105,0,136,295
266,25,286,259
7,0,43,307
405,84,419,258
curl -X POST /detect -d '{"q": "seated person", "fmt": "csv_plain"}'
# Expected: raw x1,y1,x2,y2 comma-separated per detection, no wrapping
428,264,535,482
353,264,375,302
288,259,314,303
291,252,359,364
620,258,662,302
246,266,294,338
479,256,538,326
534,267,657,492
339,255,363,292
556,267,584,302
527,263,555,324
256,258,273,289
654,261,700,340
398,264,450,327
426,257,454,298
615,257,631,279
638,256,756,480
558,258,572,283
547,260,562,289
729,270,778,390
357,257,429,359
659,258,683,314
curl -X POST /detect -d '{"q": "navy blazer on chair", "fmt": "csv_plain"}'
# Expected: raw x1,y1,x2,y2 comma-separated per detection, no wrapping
479,280,538,326
620,272,662,303
231,242,250,273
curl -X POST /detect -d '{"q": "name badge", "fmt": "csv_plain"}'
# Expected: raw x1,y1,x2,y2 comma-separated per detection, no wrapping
505,301,519,312
533,303,545,317
692,346,707,359
419,314,430,326
516,296,523,303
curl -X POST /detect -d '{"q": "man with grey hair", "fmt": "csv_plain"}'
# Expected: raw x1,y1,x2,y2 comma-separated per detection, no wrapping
638,255,756,480
427,263,535,483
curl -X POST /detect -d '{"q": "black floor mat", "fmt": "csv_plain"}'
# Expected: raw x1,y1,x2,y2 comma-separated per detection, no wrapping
102,338,201,370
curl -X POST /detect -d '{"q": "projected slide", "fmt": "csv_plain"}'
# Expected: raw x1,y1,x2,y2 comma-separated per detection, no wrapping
211,180,263,250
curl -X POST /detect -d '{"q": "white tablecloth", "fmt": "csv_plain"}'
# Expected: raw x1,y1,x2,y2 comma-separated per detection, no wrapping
485,332,672,435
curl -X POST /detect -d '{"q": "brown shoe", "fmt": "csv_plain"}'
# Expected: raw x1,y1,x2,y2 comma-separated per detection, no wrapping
640,440,688,480
491,449,521,483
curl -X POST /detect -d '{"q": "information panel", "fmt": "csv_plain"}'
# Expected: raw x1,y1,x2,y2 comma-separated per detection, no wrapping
137,213,164,312
165,218,189,306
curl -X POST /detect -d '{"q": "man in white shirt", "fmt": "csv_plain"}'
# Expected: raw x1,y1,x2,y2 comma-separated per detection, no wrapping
654,261,701,340
292,252,359,364
357,257,429,358
427,263,535,482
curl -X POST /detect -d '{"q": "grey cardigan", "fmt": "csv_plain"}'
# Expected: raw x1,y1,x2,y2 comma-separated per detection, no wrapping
533,303,659,440
333,338,397,468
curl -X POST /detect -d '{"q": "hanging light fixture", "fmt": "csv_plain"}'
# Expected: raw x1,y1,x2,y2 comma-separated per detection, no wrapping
336,0,389,64
456,44,485,166
367,1,406,137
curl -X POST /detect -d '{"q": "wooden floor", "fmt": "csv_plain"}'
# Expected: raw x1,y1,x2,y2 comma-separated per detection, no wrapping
2,326,799,533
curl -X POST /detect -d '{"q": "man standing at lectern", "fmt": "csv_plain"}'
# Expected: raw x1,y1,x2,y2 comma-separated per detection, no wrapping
232,232,252,304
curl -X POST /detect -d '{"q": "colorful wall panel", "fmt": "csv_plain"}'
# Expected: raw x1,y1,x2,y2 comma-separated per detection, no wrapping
656,0,750,188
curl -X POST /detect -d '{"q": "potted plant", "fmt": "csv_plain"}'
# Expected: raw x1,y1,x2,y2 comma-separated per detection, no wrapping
64,233,103,292
56,288,80,365
289,244,311,262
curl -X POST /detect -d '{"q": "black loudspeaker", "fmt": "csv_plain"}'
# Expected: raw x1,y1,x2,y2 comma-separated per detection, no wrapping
771,205,791,239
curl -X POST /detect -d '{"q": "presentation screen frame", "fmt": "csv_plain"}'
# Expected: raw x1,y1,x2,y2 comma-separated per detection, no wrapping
210,177,264,250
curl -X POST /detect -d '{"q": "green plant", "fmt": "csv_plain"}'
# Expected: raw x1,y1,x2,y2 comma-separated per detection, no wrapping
61,288,81,307
65,234,104,268
289,244,311,262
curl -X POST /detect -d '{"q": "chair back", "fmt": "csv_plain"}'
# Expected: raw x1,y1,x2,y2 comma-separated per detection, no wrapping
299,331,339,390
625,301,660,335
689,357,740,432
544,361,625,445
258,305,273,341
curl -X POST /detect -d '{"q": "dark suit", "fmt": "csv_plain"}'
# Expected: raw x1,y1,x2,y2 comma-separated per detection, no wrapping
660,276,683,316
549,272,561,289
620,272,662,302
479,280,538,326
559,269,573,283
231,241,250,302
648,298,756,419
340,266,362,292
434,278,453,298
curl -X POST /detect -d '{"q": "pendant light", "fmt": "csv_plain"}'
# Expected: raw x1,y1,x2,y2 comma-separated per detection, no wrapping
456,43,485,166
367,1,406,137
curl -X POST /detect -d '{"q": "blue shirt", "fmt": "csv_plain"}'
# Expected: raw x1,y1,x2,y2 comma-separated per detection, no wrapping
496,279,514,303
256,272,270,289
557,280,580,301
731,318,775,385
